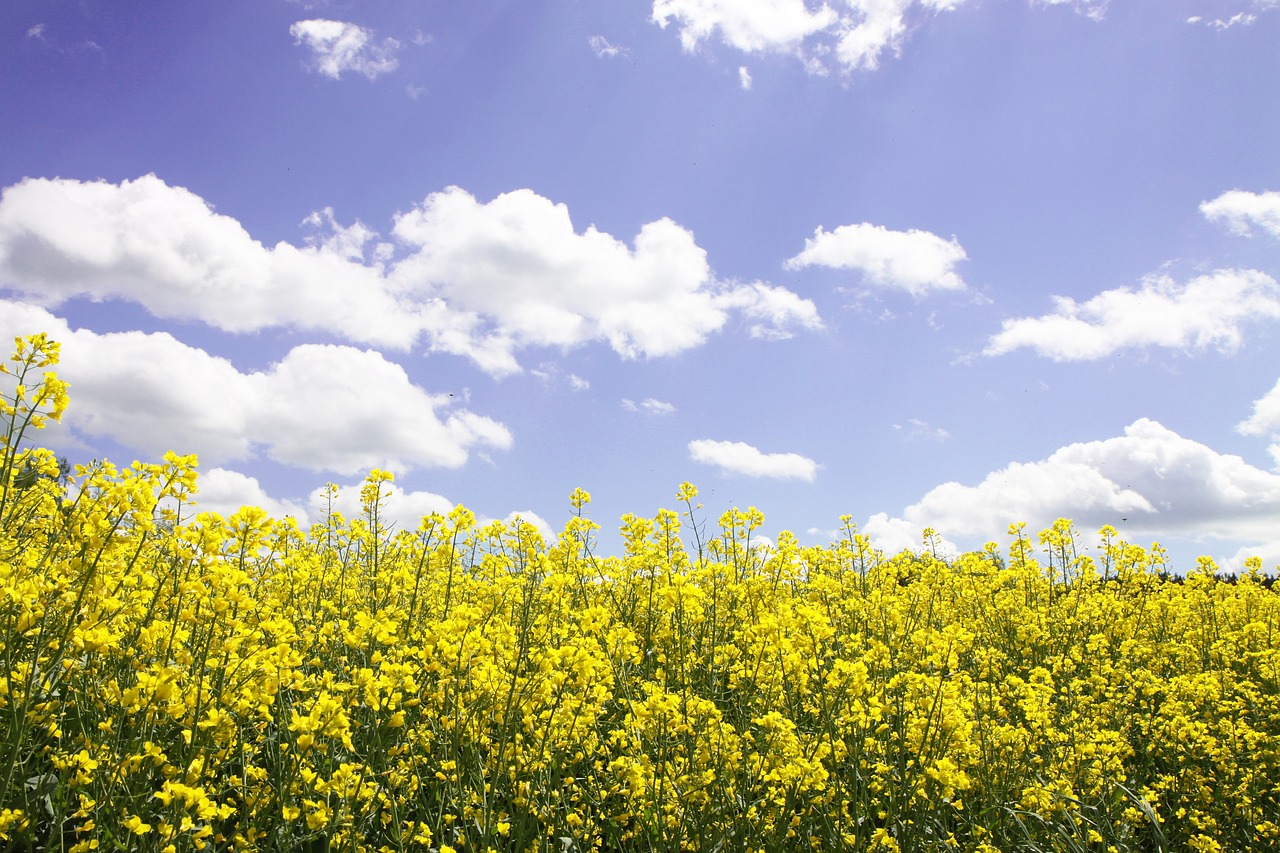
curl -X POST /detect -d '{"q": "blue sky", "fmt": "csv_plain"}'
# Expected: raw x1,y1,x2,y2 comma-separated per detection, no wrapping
3,0,1280,569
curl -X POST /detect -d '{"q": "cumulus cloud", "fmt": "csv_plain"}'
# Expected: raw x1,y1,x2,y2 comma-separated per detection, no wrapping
304,478,455,532
855,515,962,558
503,510,555,543
1201,189,1280,239
192,470,553,542
307,482,555,543
389,187,719,360
688,439,818,481
0,175,420,348
649,0,1246,74
785,222,968,296
248,344,513,474
0,301,512,476
716,280,824,338
651,0,971,73
984,269,1280,360
1224,538,1280,573
650,0,952,72
290,19,400,79
864,418,1280,558
193,468,308,522
389,186,822,370
738,66,753,89
1239,377,1280,467
652,0,836,54
0,176,821,376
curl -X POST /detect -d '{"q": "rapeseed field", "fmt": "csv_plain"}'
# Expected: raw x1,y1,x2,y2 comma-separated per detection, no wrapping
3,333,1278,852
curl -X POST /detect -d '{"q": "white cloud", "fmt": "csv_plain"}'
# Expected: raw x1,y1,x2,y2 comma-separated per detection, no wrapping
310,482,555,543
389,186,822,369
196,470,551,542
194,468,308,522
589,35,627,58
531,362,590,391
1032,0,1108,21
1201,189,1280,239
652,0,838,54
1224,539,1280,573
27,24,45,40
305,478,454,532
649,0,1261,74
785,222,968,296
984,269,1280,360
716,280,825,338
858,514,962,557
651,0,970,73
248,343,512,474
738,66,753,89
0,175,421,349
894,418,950,442
290,19,400,80
865,418,1280,558
622,397,676,415
1187,12,1257,28
0,176,820,377
0,301,259,462
503,510,555,543
301,206,387,261
688,439,818,481
1187,2,1279,29
1239,377,1280,467
0,301,512,476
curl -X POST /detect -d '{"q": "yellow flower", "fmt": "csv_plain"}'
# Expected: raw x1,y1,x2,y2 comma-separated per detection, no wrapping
123,815,152,836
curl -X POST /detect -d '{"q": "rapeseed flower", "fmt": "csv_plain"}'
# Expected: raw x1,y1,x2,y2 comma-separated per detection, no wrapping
3,333,1280,851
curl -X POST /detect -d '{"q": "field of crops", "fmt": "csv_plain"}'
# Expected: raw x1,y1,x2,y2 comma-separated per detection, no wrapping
3,333,1279,853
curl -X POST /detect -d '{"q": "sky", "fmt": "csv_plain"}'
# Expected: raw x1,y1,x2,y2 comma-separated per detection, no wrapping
2,0,1280,571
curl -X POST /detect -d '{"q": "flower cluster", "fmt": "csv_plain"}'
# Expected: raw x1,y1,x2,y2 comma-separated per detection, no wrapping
2,334,1278,852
